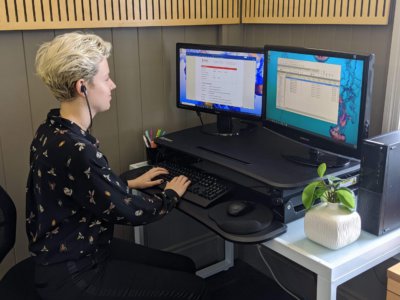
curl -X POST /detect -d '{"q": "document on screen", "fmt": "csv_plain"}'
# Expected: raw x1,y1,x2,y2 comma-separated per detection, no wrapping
186,55,256,109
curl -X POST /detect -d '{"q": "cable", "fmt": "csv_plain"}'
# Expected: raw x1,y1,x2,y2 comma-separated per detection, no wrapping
82,90,93,131
257,244,301,300
373,266,387,288
196,111,204,126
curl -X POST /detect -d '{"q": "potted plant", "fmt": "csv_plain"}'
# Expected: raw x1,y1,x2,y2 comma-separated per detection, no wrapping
302,163,361,250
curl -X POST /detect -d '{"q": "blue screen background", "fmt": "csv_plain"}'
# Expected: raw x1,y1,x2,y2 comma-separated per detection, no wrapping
266,51,365,147
179,48,264,117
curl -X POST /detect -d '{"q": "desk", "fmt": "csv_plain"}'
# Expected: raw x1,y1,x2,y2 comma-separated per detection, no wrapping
151,124,399,299
129,157,399,299
156,124,359,189
263,218,400,300
128,160,287,277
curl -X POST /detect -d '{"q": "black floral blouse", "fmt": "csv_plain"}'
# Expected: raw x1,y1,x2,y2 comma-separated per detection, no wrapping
26,109,179,265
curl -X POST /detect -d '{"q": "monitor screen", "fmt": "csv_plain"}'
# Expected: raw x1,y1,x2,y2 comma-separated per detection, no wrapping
263,46,374,167
177,43,264,135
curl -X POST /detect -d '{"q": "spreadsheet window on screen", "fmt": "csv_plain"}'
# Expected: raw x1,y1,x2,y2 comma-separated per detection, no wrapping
276,57,341,125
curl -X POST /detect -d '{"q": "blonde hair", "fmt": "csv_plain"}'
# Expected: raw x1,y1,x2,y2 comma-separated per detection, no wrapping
35,32,112,101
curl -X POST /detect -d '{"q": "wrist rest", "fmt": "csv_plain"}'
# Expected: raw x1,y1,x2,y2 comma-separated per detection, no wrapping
208,201,273,235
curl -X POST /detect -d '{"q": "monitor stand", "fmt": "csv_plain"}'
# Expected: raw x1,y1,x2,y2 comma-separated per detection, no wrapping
283,148,350,168
201,115,257,136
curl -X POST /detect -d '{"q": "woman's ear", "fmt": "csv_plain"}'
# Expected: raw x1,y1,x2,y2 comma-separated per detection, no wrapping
75,80,86,97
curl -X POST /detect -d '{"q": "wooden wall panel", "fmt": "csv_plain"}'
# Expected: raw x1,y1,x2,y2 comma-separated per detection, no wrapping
359,25,391,136
145,26,223,253
112,28,144,172
22,30,56,131
0,138,5,187
180,26,219,128
0,137,14,280
0,1,393,30
138,27,166,142
161,26,188,133
111,28,144,241
219,24,243,45
0,32,33,262
242,0,392,25
89,29,122,174
315,25,338,50
288,24,306,46
0,0,240,30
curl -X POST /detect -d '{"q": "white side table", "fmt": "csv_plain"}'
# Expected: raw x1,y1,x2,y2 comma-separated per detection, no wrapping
262,218,400,300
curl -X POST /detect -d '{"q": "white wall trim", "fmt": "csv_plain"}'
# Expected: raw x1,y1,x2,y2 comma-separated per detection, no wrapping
382,1,400,133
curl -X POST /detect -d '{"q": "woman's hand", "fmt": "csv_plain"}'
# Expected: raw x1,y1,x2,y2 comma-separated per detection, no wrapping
127,167,168,189
164,175,191,197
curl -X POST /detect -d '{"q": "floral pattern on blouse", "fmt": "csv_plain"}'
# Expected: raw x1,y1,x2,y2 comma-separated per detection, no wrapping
26,109,179,265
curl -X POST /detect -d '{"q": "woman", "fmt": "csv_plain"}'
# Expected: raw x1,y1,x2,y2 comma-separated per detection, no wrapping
26,32,209,300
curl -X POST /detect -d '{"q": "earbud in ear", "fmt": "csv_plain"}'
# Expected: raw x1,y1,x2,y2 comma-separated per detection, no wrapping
80,85,87,93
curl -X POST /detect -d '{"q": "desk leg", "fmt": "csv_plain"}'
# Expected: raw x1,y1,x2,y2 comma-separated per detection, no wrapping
317,276,336,300
195,241,234,278
134,226,145,245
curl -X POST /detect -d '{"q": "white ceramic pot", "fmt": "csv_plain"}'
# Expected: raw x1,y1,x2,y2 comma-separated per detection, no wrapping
304,202,361,250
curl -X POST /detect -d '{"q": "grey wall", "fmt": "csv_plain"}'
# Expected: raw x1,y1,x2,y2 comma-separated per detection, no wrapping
0,2,395,277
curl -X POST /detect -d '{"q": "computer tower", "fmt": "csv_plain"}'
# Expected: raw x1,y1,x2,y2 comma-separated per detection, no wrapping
357,131,400,235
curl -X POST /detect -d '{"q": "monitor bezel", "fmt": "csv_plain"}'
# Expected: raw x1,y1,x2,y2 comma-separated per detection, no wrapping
262,45,374,160
176,42,264,122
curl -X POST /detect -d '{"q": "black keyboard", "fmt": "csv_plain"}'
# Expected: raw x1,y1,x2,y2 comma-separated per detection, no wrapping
156,161,234,208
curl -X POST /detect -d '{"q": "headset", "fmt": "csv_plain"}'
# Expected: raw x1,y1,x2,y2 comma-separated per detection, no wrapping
80,85,93,131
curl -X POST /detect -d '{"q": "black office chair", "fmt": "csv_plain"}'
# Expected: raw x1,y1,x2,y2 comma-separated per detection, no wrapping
0,185,41,299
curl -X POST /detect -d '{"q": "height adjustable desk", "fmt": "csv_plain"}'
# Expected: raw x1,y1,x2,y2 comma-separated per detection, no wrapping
155,122,358,242
153,123,400,300
154,123,358,241
156,123,359,190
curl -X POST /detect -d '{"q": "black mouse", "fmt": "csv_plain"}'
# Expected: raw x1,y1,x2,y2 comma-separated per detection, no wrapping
227,201,253,217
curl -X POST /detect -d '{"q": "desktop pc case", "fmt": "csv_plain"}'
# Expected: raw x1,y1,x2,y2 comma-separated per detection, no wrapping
357,131,400,235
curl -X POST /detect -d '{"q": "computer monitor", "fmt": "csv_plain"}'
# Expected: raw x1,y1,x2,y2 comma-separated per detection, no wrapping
263,45,374,167
177,43,264,135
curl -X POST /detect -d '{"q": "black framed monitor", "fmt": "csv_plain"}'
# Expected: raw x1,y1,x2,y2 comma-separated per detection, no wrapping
263,45,374,167
177,43,264,135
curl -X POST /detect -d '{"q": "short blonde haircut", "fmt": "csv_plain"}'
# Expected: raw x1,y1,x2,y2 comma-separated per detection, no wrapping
35,32,112,101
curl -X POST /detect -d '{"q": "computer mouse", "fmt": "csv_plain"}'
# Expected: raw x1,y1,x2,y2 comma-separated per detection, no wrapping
227,201,254,217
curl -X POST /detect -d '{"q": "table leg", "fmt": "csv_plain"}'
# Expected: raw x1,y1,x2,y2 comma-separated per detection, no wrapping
196,241,234,278
317,276,337,300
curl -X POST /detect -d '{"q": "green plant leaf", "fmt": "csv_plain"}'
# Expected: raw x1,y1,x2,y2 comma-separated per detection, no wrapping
320,190,329,202
302,181,321,209
314,185,327,199
326,175,342,182
338,187,355,194
332,181,341,189
336,188,356,210
317,163,327,178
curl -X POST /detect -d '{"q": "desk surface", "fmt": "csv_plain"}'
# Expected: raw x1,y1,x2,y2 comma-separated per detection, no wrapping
128,161,288,244
156,124,359,189
178,199,287,244
263,218,400,300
